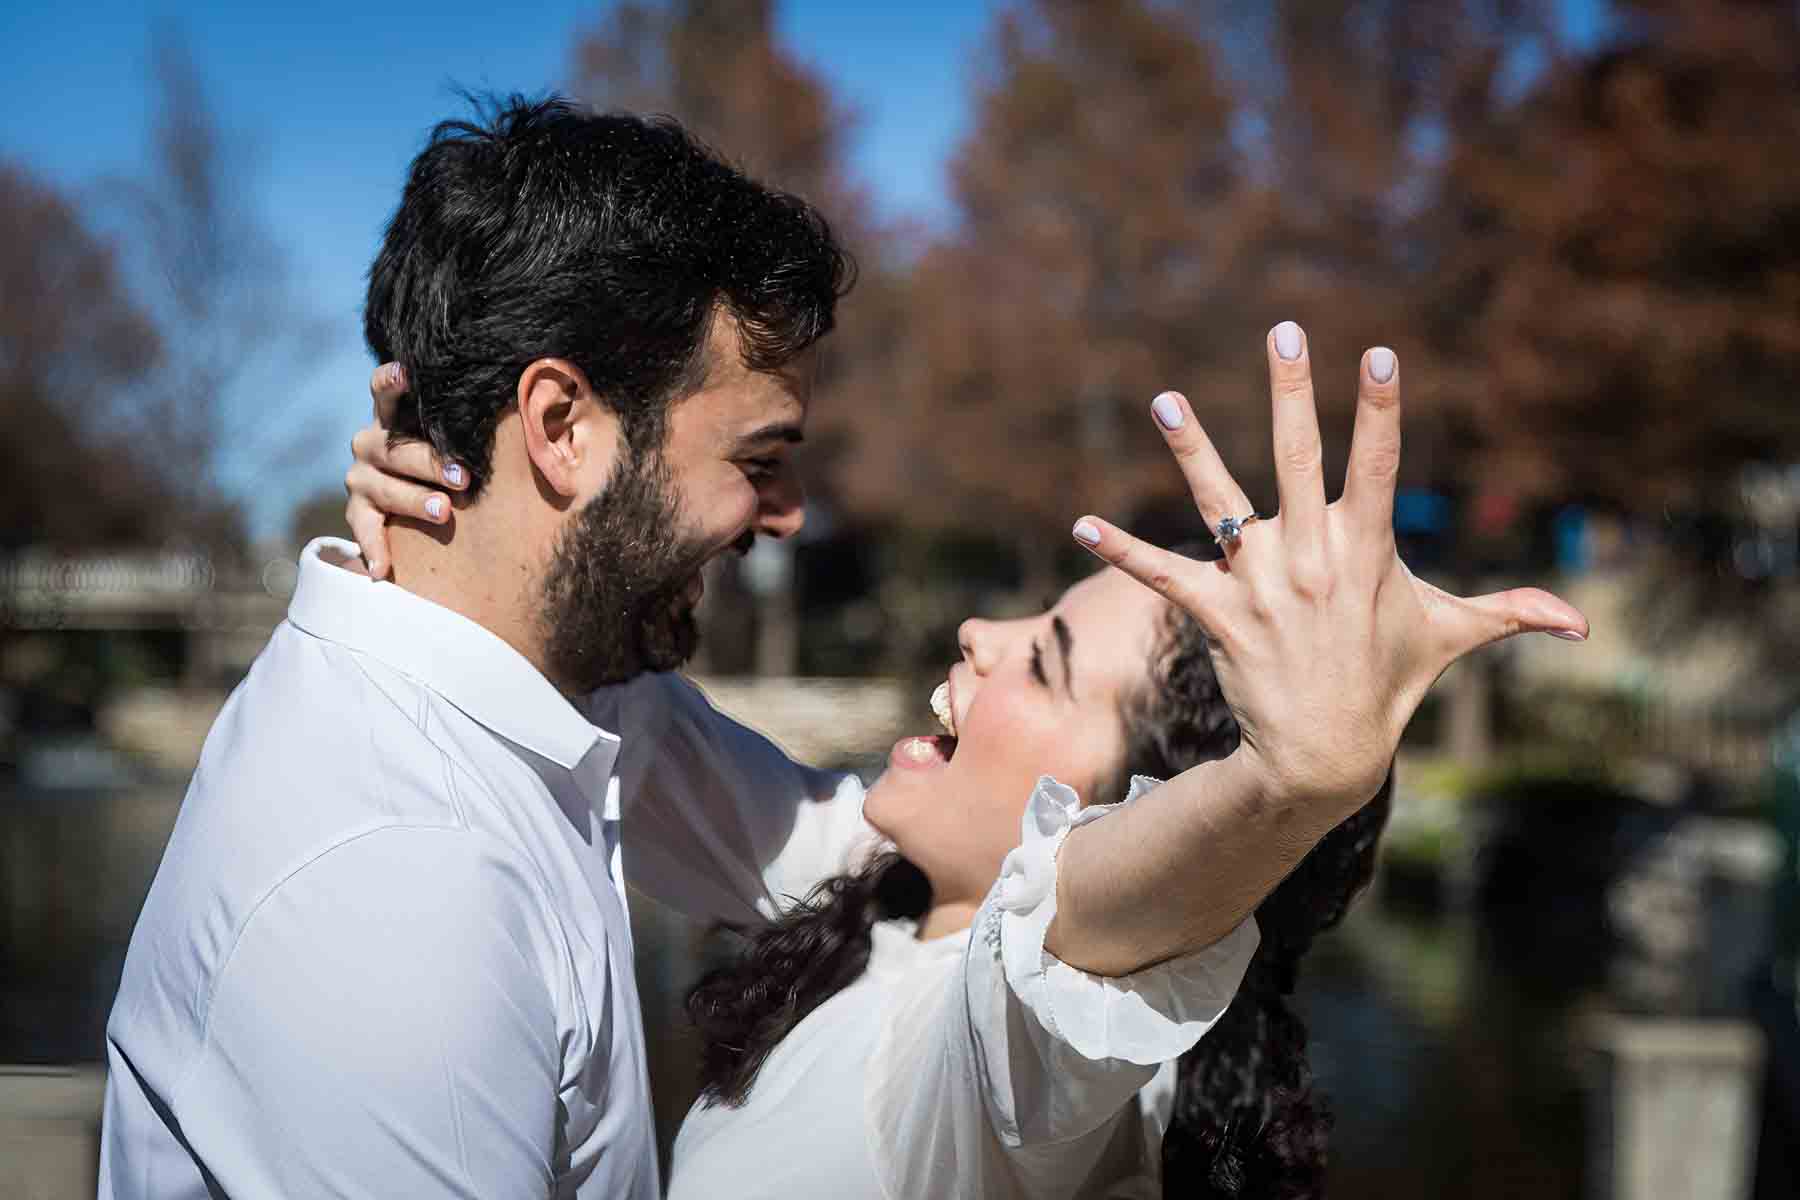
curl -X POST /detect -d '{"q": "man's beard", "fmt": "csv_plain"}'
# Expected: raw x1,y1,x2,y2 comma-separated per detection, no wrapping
539,450,714,691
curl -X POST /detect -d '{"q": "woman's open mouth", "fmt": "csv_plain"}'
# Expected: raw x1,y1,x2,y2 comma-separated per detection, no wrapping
888,678,960,770
890,734,956,770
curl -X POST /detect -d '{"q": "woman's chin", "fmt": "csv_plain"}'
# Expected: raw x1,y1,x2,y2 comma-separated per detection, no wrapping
864,737,958,846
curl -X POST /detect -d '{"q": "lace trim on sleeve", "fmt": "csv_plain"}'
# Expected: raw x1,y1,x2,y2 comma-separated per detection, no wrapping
993,774,1260,1066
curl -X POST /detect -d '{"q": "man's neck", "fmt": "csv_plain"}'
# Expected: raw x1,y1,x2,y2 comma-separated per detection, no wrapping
384,517,569,694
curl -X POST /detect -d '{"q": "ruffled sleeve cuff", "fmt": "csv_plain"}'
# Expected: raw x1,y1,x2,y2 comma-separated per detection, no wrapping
992,775,1260,1066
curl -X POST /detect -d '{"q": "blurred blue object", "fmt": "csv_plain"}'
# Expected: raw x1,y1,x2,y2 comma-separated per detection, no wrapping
1553,505,1588,573
1393,489,1451,537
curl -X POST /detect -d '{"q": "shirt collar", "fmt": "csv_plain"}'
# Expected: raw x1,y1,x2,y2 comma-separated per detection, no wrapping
868,917,970,977
287,538,619,779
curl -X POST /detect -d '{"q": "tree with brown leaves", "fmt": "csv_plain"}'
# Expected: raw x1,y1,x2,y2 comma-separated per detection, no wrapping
0,164,167,550
1432,0,1800,513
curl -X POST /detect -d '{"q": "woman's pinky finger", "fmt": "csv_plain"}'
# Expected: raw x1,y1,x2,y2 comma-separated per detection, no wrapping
1072,516,1218,616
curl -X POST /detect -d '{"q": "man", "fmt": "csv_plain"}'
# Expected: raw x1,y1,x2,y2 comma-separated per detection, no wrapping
100,96,863,1198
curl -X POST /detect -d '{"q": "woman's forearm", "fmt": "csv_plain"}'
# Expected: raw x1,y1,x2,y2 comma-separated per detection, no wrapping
1044,752,1355,977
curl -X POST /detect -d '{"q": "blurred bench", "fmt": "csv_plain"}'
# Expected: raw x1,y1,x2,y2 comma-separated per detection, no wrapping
0,1065,104,1200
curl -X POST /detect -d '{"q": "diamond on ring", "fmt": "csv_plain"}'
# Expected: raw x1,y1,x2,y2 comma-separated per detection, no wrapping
1213,513,1258,545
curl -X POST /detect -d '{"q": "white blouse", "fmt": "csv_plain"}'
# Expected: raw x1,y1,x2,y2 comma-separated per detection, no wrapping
668,776,1260,1200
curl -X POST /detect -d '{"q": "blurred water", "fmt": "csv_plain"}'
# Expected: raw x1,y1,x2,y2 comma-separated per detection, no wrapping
1300,901,1588,1199
1,774,184,1066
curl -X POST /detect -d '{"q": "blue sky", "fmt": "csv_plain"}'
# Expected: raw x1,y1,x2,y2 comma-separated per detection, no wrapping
1,0,1606,540
0,0,1002,537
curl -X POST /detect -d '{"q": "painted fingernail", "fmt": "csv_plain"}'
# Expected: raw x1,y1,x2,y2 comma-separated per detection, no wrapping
1273,321,1303,361
443,463,465,487
1151,392,1185,431
425,495,446,521
1548,629,1587,642
1368,347,1396,383
1072,520,1102,546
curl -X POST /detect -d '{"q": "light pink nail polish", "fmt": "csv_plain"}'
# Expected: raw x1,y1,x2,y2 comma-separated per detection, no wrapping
1151,393,1184,431
1273,321,1303,361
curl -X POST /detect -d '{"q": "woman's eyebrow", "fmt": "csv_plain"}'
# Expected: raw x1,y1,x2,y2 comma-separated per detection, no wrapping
1052,615,1074,697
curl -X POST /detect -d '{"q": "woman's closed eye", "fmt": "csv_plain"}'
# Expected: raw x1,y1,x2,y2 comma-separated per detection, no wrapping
1031,617,1075,697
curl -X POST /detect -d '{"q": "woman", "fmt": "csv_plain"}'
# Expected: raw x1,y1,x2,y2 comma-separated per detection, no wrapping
344,330,1587,1197
676,564,1391,1198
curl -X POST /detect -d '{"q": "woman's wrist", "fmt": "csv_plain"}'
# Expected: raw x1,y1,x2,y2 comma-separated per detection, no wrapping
1225,738,1388,836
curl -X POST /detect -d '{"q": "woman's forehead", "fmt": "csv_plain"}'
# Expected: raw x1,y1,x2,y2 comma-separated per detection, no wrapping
1061,565,1161,615
1058,569,1168,681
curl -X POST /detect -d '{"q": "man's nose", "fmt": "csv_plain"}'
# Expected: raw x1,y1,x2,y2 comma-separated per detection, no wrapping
754,472,806,540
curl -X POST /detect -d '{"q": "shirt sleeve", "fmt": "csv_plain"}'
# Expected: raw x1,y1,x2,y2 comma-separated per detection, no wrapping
169,827,574,1199
866,776,1259,1198
583,672,878,926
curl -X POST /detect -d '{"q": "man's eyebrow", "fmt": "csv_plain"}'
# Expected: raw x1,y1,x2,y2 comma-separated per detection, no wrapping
731,421,805,452
1052,615,1074,697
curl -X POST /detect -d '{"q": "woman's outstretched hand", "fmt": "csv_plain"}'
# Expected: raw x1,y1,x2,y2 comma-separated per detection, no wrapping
1072,322,1587,826
343,364,467,580
1044,323,1586,978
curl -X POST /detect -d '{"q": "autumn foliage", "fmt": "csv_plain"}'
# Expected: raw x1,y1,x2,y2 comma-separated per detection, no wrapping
568,0,1797,592
7,1,1796,619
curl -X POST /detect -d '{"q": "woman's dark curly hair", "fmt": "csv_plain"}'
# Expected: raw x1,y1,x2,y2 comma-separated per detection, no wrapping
687,568,1390,1200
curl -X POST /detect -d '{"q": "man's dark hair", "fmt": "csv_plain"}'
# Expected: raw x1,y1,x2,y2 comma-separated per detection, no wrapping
364,94,853,497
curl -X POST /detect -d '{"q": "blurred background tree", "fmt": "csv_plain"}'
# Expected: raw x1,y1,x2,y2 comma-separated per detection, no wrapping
0,165,169,550
106,31,335,559
1431,0,1800,676
886,0,1268,588
0,30,334,562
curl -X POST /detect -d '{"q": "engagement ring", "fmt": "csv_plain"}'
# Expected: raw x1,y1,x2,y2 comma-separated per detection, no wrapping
1213,513,1260,546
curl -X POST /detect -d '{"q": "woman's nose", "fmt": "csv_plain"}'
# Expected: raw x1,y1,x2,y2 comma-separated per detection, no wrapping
958,618,997,674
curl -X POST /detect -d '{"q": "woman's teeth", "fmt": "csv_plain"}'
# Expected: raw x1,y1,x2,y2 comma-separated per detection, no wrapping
930,681,955,735
903,737,939,763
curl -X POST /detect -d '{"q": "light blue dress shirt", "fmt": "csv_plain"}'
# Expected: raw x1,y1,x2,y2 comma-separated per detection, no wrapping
98,539,871,1198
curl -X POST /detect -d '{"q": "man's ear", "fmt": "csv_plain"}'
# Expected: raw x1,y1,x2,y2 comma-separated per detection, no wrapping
516,358,622,498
